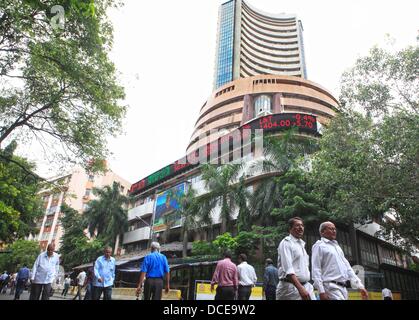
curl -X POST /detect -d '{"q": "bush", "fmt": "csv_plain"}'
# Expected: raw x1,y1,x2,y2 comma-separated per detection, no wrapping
213,233,237,255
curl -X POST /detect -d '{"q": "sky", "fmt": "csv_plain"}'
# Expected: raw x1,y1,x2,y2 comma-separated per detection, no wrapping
29,0,419,184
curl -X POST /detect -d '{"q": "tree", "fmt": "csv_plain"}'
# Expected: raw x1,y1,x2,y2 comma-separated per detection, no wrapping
250,130,318,227
59,204,103,270
0,0,126,171
0,141,43,243
312,45,419,247
0,240,40,272
84,182,129,248
170,186,212,258
201,163,248,234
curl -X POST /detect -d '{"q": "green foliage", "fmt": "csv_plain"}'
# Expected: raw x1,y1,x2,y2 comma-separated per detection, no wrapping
191,241,217,256
0,141,43,243
212,233,237,254
59,204,103,270
312,45,419,248
201,163,247,234
84,182,129,248
0,240,40,272
0,0,126,171
250,130,320,227
235,231,261,258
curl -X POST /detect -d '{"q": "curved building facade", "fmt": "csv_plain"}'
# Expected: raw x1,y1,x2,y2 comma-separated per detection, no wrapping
214,0,307,89
188,74,339,154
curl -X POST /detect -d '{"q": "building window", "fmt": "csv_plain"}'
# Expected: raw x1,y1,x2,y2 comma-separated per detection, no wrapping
254,95,272,117
359,236,379,267
84,189,91,197
88,175,94,182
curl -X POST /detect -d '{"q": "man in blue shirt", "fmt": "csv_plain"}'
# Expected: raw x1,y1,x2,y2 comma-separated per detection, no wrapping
93,246,115,300
136,242,170,300
29,243,60,300
14,264,30,300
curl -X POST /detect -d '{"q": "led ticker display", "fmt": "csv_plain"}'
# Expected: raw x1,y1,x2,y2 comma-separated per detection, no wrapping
242,113,317,133
129,113,318,195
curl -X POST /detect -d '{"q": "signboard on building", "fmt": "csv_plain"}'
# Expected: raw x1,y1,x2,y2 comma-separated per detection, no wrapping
153,183,185,232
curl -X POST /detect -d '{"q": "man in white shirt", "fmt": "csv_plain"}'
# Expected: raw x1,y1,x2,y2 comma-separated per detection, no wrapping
312,221,369,300
276,217,316,300
73,270,87,300
237,253,257,300
29,243,60,300
382,288,393,300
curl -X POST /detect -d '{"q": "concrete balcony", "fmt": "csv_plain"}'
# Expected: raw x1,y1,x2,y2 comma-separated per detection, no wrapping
123,226,151,245
127,201,154,221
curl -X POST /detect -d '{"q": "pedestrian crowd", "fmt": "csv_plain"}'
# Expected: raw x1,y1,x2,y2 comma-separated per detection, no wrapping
3,217,396,301
210,217,370,300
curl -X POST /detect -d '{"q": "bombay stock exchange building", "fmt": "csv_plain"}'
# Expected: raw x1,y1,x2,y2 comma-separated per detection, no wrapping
125,0,338,254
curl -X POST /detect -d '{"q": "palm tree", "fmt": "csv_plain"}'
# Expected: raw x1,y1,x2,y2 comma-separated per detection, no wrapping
84,181,129,249
200,163,249,234
250,129,318,226
170,186,212,257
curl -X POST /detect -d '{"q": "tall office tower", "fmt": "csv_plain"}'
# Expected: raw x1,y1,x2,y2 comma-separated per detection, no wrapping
213,0,307,89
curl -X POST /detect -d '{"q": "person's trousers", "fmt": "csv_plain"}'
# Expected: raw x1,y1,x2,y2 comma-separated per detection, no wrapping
384,297,392,300
29,283,52,300
93,286,112,300
215,286,236,300
323,282,348,300
265,285,276,300
143,278,164,300
73,285,83,300
84,283,92,300
61,284,69,296
276,281,316,300
238,285,252,300
14,279,27,300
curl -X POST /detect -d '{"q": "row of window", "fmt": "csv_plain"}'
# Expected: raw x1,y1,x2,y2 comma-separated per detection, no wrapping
215,85,235,98
242,16,298,40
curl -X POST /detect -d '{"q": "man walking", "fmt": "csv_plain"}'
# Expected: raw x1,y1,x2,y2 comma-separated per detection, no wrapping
83,265,95,300
14,265,30,300
263,258,279,300
61,276,71,297
136,242,170,300
237,254,257,300
211,251,238,300
73,269,86,300
276,217,316,300
312,221,368,300
93,246,115,300
29,243,60,300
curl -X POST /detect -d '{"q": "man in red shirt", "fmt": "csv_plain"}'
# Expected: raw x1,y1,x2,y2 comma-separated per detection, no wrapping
211,251,238,300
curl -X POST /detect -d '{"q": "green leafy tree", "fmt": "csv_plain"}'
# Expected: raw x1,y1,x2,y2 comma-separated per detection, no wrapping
201,163,248,234
234,231,261,258
250,130,318,227
84,182,129,248
0,141,43,243
312,45,419,247
0,239,40,272
59,204,103,270
0,0,126,171
191,241,217,257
